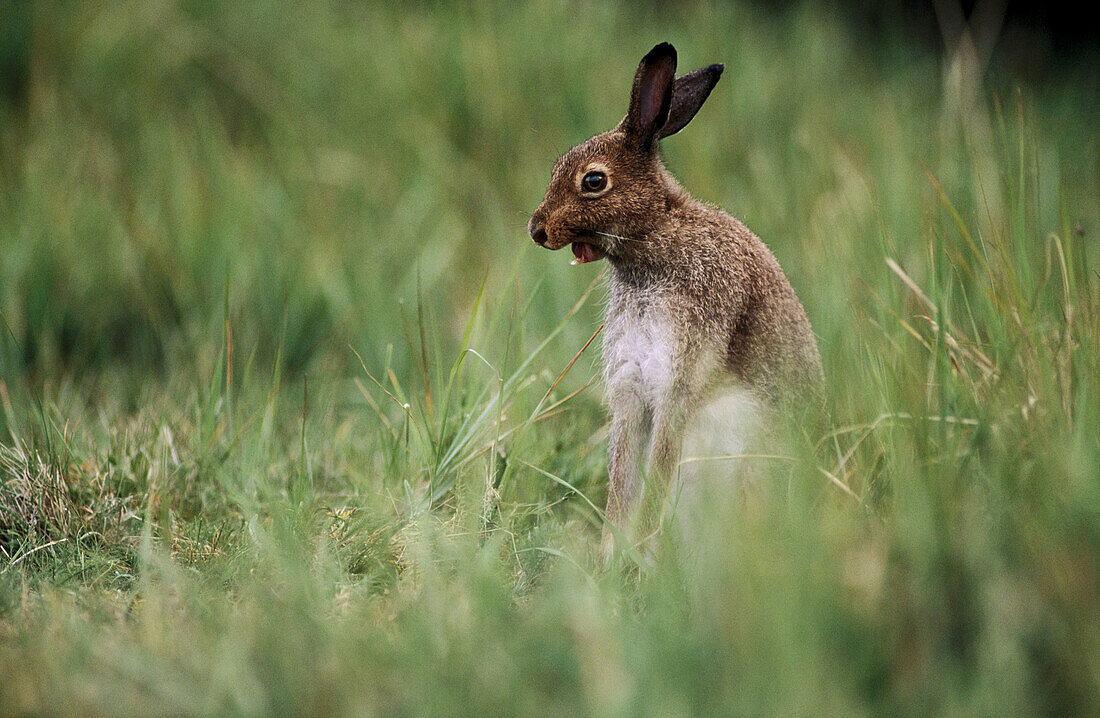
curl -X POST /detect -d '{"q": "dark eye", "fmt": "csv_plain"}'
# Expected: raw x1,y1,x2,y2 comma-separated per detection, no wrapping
581,171,607,193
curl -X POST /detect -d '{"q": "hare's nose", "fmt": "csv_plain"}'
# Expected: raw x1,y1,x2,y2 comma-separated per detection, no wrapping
529,223,548,246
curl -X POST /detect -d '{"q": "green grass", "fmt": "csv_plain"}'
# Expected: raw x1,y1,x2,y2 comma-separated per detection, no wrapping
2,1,1099,715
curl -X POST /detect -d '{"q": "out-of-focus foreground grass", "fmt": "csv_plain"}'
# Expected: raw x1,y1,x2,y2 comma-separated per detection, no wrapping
1,1,1099,715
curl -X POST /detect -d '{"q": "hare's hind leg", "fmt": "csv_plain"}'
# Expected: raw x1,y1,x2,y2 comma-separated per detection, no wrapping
672,386,764,546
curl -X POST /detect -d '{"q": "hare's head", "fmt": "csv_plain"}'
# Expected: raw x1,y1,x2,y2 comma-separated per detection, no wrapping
528,43,722,264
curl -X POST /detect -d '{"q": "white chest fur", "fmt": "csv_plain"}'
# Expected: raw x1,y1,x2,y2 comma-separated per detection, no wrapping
601,287,765,489
602,300,676,409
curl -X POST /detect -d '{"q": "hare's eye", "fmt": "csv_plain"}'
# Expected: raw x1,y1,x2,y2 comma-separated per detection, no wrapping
581,171,607,193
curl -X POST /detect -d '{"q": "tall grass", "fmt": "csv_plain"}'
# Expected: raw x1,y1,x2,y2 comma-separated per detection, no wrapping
2,1,1099,715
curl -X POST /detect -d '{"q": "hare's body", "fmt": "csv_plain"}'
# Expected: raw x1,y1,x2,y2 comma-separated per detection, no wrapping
600,190,820,524
529,43,821,546
605,189,820,401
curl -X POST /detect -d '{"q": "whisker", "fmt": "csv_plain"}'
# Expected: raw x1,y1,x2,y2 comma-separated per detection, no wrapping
593,230,644,243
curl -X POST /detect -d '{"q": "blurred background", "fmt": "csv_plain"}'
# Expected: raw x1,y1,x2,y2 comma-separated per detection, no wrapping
2,3,1099,715
0,1,1095,398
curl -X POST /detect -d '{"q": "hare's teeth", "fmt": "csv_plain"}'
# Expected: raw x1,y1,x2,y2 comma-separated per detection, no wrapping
571,258,581,266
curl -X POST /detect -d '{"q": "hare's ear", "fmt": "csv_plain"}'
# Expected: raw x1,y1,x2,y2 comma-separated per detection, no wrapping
621,42,677,148
658,64,723,140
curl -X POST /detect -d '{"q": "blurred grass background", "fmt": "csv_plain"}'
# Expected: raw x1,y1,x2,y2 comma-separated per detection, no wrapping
1,1,1099,715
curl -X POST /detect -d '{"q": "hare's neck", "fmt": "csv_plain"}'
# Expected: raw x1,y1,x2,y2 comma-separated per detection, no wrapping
607,249,675,289
606,220,685,283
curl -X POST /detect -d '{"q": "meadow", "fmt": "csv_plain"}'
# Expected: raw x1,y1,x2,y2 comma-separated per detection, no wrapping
1,1,1098,715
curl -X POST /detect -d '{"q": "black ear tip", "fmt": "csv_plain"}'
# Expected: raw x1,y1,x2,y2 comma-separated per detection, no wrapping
644,42,677,66
709,63,725,78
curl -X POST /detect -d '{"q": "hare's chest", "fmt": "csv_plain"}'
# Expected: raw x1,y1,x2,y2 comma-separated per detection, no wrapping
602,302,676,407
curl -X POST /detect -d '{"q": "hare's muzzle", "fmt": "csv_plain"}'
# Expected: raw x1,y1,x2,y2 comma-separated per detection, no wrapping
528,215,549,246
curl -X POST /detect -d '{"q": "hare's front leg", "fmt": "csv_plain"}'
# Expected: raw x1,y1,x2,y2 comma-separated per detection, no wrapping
602,396,649,556
636,361,706,540
636,400,689,539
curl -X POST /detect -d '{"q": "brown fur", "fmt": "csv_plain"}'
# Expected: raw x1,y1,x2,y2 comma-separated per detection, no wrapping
528,43,822,548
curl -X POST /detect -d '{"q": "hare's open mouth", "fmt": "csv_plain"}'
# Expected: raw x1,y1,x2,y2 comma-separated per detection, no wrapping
570,241,606,265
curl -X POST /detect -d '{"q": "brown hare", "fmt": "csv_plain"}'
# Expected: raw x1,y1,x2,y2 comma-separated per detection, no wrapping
529,42,822,552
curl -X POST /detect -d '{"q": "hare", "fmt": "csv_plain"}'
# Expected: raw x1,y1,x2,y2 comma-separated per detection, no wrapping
528,43,822,549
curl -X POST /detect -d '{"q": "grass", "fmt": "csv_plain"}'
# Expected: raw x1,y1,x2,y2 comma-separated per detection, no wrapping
2,1,1099,715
